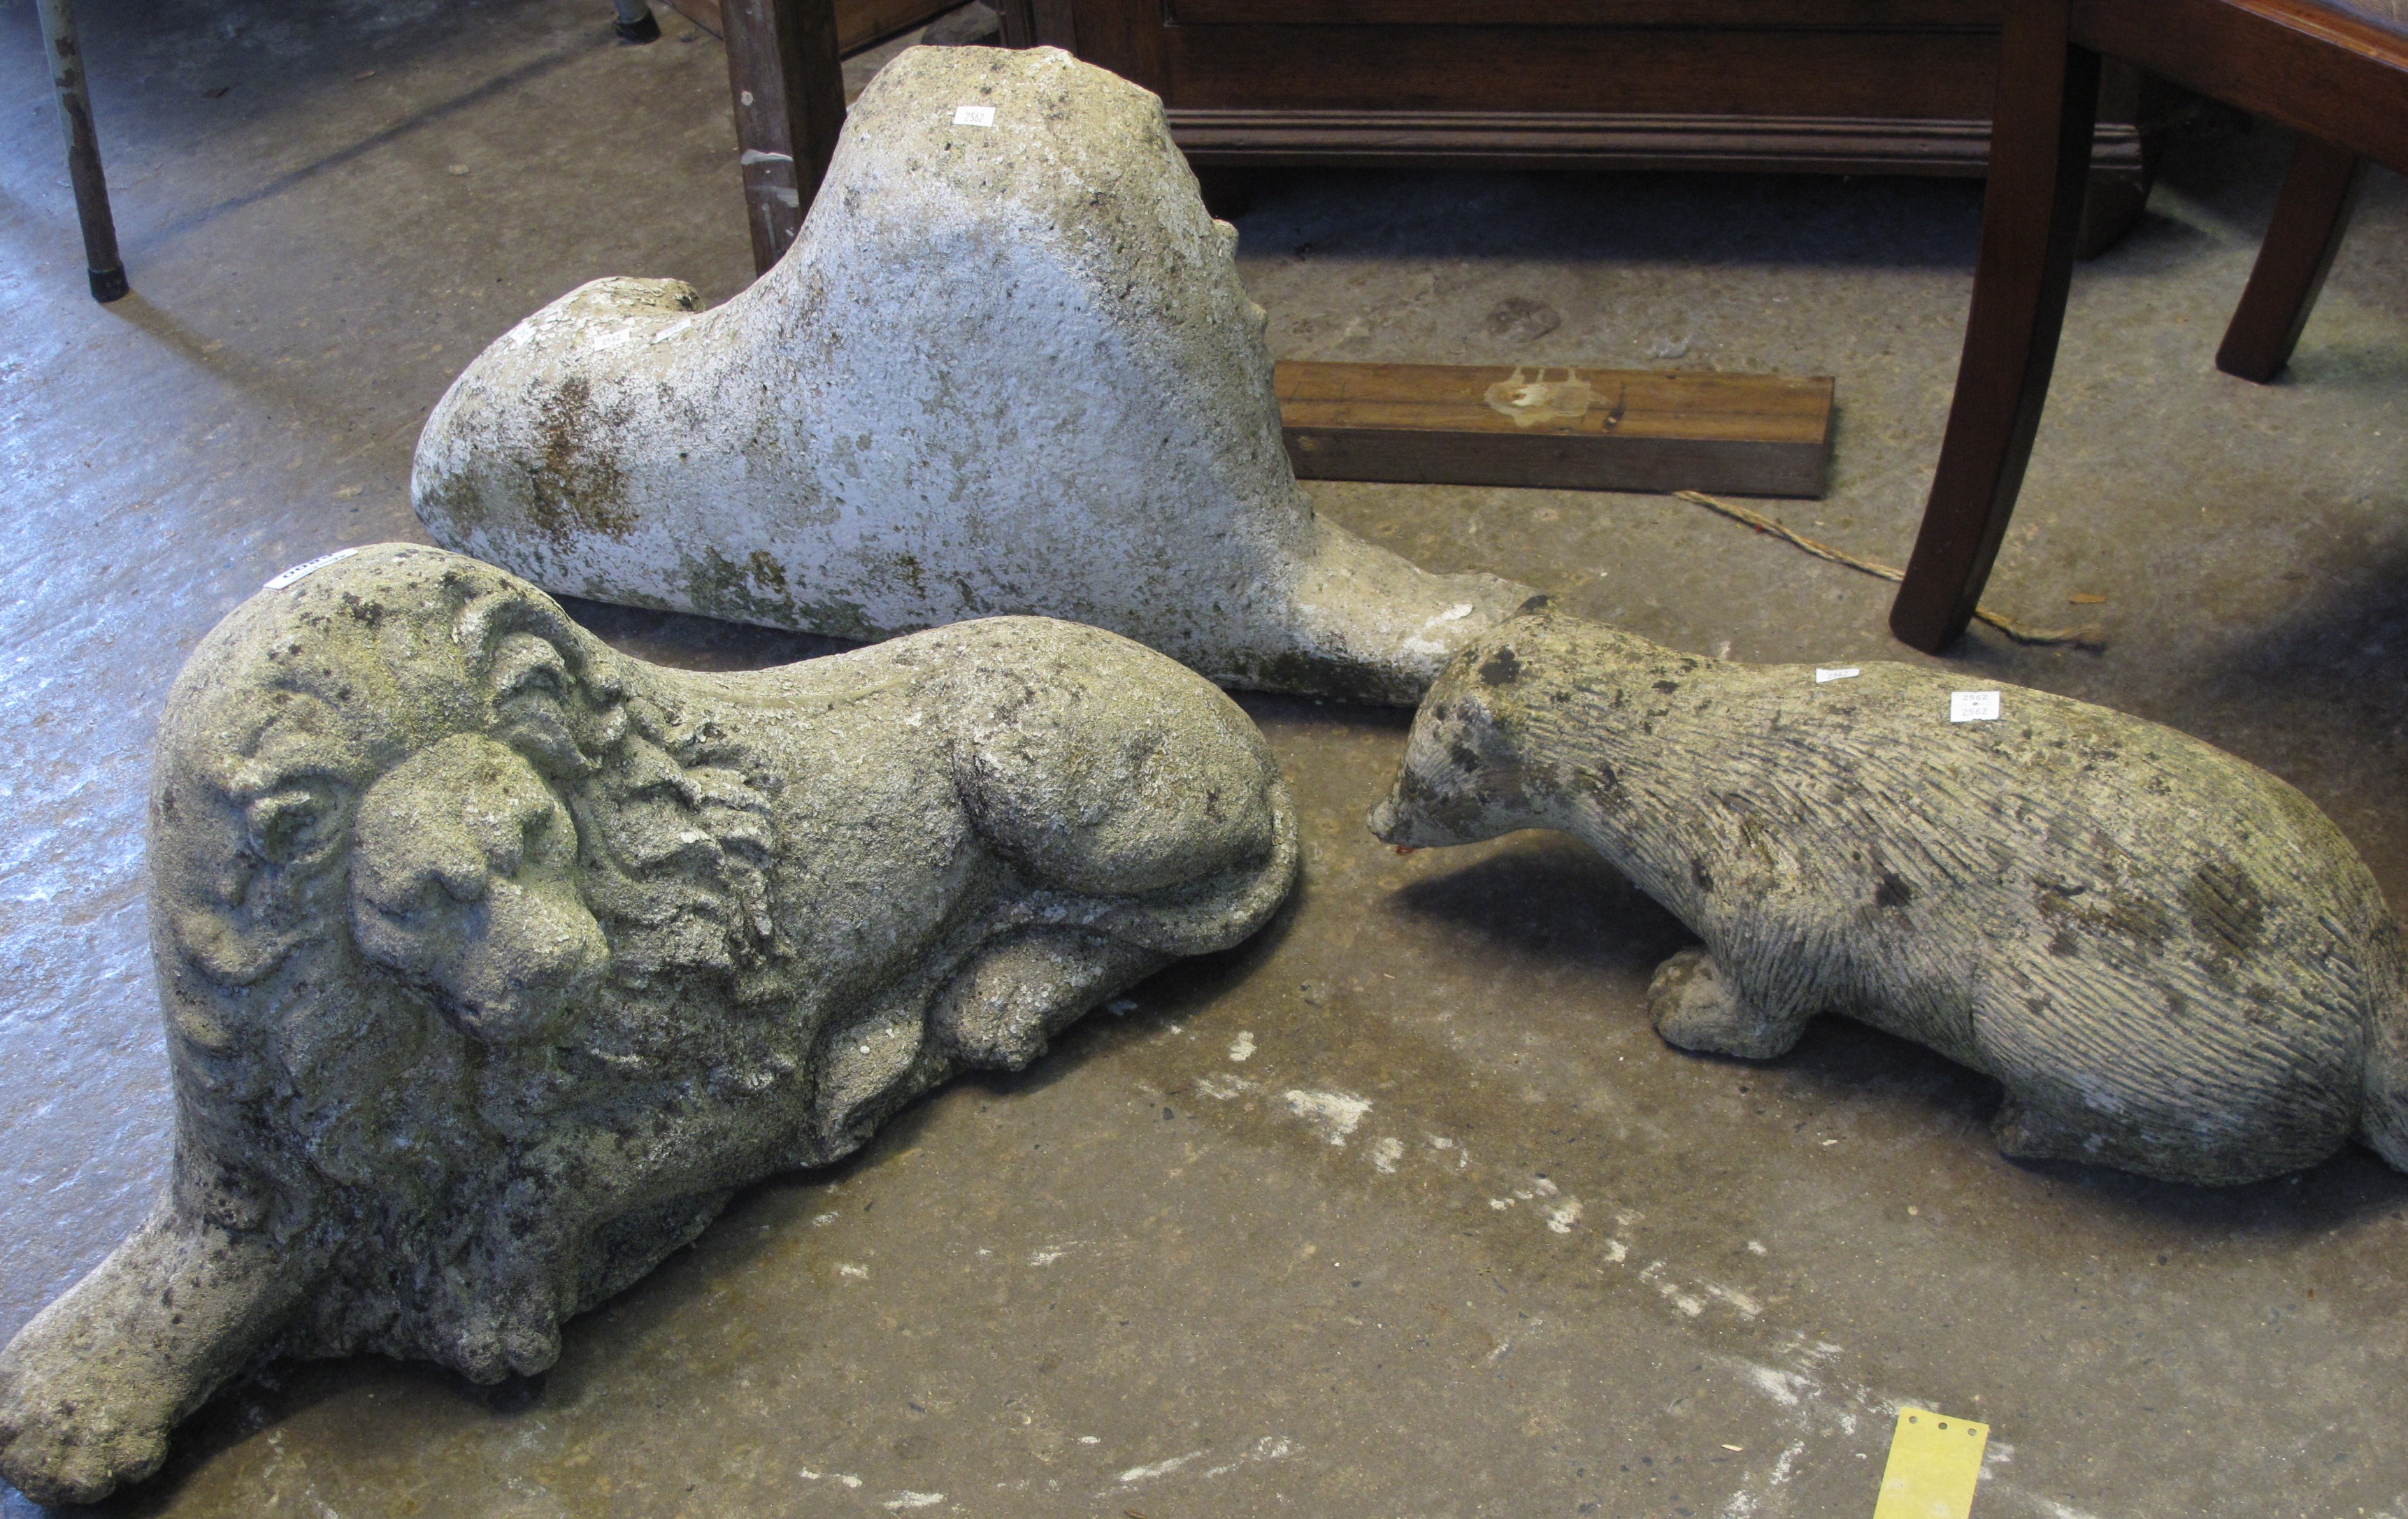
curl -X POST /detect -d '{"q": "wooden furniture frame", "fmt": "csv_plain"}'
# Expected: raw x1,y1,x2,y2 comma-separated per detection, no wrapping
719,0,846,274
708,0,952,275
1891,0,2408,651
991,0,2168,255
671,0,952,45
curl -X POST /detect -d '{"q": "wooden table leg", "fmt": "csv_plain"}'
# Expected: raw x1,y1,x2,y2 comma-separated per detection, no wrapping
1889,0,2100,654
722,0,845,275
2214,136,2366,384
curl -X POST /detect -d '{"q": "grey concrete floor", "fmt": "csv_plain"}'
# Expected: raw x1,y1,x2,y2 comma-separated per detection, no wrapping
3,1,2406,1515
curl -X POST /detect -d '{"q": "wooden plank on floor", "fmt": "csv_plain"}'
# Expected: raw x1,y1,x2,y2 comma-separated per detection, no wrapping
1276,360,1833,498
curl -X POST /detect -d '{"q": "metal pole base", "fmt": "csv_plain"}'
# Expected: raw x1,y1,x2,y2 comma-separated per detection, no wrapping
89,265,128,303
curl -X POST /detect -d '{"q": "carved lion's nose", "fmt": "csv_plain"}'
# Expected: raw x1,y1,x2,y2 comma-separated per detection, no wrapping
434,877,609,1043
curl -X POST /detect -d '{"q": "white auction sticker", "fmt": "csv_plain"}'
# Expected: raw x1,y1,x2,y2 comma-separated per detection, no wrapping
953,104,996,127
264,547,361,591
1949,690,2001,723
1815,667,1861,684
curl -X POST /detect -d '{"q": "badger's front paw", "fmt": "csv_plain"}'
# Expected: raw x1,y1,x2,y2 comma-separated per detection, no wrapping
450,1289,565,1386
1646,947,1800,1060
0,1353,173,1506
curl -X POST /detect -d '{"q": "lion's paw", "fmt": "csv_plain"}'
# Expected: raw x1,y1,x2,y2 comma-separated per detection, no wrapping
0,1367,173,1506
450,1293,564,1385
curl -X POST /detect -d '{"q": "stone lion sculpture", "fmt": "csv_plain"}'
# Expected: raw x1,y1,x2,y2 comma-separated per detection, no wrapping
0,544,1298,1504
409,44,1537,706
1370,612,2408,1188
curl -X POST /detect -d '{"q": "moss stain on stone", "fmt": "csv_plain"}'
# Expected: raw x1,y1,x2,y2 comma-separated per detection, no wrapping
522,377,638,546
679,547,877,642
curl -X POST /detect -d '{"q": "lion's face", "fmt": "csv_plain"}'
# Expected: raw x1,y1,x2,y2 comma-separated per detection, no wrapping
348,734,608,1043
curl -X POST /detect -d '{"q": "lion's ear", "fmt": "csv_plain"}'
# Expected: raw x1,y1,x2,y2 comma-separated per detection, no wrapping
242,782,345,869
452,587,624,769
484,631,598,774
453,586,589,686
152,696,371,991
486,632,571,708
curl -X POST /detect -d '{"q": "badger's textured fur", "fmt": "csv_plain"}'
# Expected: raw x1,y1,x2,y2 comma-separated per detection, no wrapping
1371,612,2408,1188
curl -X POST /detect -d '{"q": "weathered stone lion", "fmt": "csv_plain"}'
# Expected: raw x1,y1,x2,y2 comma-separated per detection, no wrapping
0,544,1297,1504
1370,612,2408,1188
410,44,1538,706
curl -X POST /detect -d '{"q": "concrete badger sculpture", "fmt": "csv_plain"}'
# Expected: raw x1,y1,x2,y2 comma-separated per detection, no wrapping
0,544,1297,1504
1370,612,2408,1188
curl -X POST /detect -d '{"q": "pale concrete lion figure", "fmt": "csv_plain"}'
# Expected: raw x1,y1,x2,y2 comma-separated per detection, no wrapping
410,45,1538,706
0,544,1297,1504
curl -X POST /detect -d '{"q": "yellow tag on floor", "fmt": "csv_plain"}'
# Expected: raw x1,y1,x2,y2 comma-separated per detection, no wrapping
1872,1406,1988,1519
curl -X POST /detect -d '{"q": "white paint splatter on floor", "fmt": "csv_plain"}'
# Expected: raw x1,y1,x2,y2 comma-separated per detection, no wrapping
1195,1072,1261,1101
1228,1030,1256,1062
1716,1439,1806,1518
1116,1449,1208,1484
1282,1088,1370,1146
1370,1137,1405,1173
1202,1435,1294,1478
1738,1362,1814,1409
1426,1134,1470,1168
1545,1198,1583,1234
1705,1282,1763,1317
881,1492,945,1511
1101,1437,1293,1498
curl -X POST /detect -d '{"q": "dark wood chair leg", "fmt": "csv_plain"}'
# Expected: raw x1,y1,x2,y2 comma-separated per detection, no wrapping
1889,1,2102,653
2214,136,2366,384
34,0,127,302
723,0,845,276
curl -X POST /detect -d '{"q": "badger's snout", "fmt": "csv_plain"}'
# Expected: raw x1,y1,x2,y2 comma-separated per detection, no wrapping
1365,789,1414,844
1369,633,1544,849
1368,722,1510,848
1368,764,1454,846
